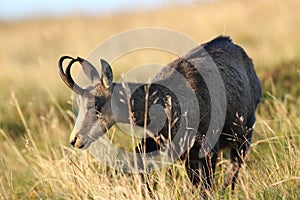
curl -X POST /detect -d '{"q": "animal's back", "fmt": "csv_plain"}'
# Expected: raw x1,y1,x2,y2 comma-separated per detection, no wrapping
154,36,262,144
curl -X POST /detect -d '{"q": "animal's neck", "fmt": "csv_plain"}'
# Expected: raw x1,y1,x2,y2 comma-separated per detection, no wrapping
111,82,175,127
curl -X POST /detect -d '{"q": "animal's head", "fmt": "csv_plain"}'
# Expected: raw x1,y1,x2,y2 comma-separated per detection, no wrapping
58,56,115,149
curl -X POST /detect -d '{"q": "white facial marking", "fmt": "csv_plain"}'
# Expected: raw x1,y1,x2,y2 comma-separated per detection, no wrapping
70,96,88,143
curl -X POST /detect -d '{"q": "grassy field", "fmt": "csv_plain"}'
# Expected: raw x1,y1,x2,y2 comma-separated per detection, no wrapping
0,0,300,199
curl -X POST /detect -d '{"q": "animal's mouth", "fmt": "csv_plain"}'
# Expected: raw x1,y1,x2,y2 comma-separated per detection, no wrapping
70,132,103,149
78,141,90,149
70,121,112,149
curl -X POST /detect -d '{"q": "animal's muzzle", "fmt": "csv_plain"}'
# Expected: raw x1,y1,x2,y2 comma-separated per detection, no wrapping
70,133,84,149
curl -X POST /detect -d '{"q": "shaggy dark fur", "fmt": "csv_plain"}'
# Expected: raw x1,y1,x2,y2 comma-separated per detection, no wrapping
59,36,262,195
123,36,262,191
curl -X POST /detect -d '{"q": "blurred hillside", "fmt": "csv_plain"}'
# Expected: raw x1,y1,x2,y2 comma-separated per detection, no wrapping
0,0,299,98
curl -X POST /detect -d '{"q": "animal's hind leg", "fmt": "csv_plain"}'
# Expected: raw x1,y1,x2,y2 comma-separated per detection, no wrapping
223,116,255,192
223,147,246,192
185,144,218,192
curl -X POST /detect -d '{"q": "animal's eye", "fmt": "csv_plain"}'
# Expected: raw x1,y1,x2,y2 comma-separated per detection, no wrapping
87,101,96,110
95,97,105,108
95,101,104,109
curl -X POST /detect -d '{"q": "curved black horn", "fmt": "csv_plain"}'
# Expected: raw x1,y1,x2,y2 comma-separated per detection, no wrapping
58,56,86,96
77,56,101,84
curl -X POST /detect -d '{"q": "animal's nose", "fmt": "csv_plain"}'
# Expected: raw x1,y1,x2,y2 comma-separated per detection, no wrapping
70,137,76,147
70,132,78,147
70,133,84,148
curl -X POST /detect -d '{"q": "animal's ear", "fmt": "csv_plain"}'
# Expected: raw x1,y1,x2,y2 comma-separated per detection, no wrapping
100,59,113,89
77,57,101,85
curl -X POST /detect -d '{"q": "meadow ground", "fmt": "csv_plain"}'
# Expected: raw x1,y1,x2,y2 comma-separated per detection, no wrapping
0,0,300,199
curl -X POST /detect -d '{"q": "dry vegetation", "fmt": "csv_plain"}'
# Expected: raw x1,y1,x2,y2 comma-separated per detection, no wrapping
0,0,300,199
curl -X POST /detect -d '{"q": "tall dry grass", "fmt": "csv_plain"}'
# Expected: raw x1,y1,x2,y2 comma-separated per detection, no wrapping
1,82,299,199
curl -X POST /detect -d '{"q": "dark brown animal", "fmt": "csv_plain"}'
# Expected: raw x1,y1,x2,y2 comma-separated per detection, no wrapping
58,36,262,194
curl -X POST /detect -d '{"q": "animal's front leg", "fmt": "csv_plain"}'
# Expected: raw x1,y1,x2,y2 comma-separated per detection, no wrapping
135,137,161,198
185,144,218,198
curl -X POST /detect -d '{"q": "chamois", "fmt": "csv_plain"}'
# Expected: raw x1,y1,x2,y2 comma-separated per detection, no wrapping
58,36,262,193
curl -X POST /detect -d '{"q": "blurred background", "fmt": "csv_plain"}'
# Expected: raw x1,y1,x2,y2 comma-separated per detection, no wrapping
1,0,299,93
1,0,299,97
0,0,299,198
